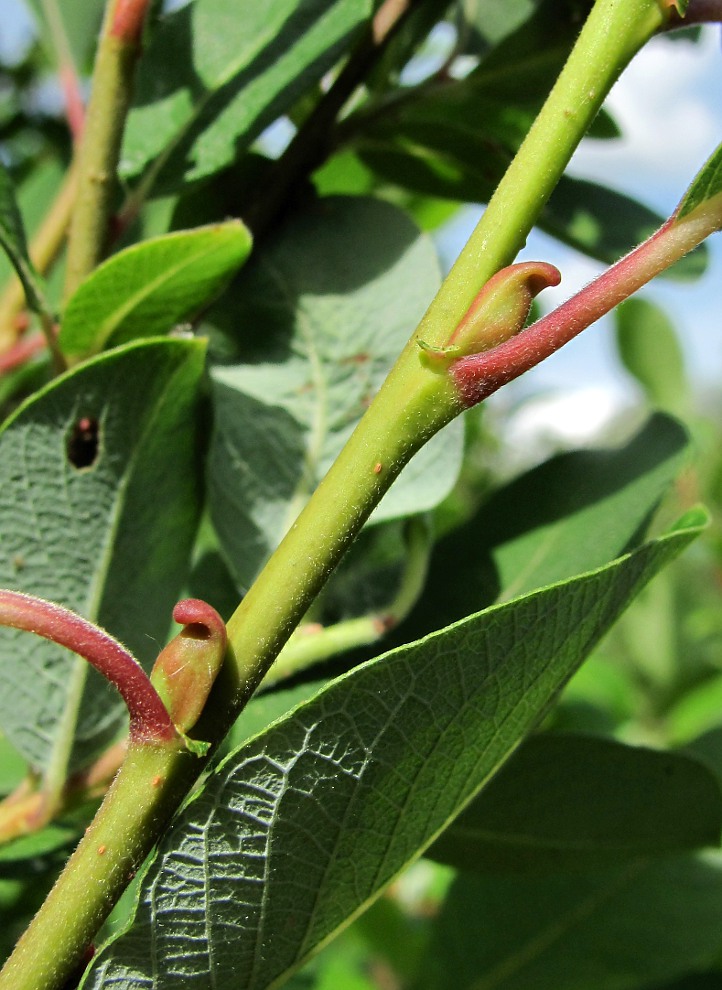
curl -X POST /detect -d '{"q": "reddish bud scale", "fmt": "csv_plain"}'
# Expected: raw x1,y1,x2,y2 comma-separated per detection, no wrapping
449,213,704,408
419,262,561,376
150,600,227,735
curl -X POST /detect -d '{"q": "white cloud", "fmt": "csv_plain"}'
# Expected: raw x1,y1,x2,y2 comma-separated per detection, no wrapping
570,28,722,209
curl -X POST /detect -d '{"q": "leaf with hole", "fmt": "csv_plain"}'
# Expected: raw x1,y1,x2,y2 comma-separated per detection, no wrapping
0,338,205,773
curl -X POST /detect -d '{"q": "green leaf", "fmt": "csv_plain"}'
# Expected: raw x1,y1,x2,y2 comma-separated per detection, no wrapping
427,733,722,873
421,831,722,990
413,852,722,990
121,0,373,194
668,677,722,745
208,196,463,589
615,298,689,414
82,511,704,990
0,156,67,313
59,221,252,358
0,161,47,315
543,177,706,279
460,0,541,52
651,976,722,990
676,141,722,224
406,413,688,638
355,129,702,275
0,731,27,797
0,338,206,773
24,0,104,73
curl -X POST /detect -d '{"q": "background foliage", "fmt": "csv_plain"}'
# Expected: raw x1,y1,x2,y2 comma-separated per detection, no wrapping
1,0,722,988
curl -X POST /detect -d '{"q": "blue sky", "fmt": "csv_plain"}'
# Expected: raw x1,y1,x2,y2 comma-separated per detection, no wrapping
1,3,720,417
437,26,722,413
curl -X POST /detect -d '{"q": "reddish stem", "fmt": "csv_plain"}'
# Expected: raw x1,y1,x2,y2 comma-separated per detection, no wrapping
59,64,86,142
0,335,46,374
450,211,716,407
0,590,177,744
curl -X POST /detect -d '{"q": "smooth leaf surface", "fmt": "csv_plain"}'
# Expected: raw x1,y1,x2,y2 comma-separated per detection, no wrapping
413,852,722,990
208,195,462,589
354,131,706,276
82,512,703,990
59,221,252,358
0,338,205,772
121,0,373,193
615,298,689,414
405,413,688,638
427,733,722,873
677,140,722,222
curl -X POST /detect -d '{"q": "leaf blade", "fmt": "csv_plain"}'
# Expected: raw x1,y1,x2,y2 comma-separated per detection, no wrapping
413,852,722,990
677,140,722,222
59,221,252,358
121,0,373,193
82,511,705,989
207,196,463,590
0,338,206,772
427,733,722,873
0,162,48,315
405,413,689,639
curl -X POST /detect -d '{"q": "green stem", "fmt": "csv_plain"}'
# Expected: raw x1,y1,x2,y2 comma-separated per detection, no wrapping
215,0,671,706
410,0,667,352
63,0,150,300
0,740,191,990
262,516,432,687
214,360,461,712
0,4,677,987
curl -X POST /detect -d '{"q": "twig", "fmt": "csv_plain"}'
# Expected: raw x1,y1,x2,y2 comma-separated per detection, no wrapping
63,0,152,299
0,163,78,352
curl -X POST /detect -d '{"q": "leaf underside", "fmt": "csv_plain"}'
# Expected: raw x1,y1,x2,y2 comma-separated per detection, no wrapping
82,511,704,989
0,339,206,773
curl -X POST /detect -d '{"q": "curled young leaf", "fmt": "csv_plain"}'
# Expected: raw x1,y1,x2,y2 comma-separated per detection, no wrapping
418,261,560,372
150,600,227,739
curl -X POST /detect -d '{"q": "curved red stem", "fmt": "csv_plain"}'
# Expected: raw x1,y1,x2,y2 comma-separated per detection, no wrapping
0,590,177,744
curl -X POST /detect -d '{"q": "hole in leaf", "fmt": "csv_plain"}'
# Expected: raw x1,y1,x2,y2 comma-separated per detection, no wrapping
67,416,100,469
